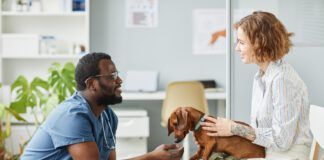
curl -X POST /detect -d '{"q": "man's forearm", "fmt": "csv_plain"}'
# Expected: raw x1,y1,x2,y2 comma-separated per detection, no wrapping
231,123,256,141
108,150,116,160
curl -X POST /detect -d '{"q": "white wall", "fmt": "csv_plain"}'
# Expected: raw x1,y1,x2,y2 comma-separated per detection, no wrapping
90,0,227,90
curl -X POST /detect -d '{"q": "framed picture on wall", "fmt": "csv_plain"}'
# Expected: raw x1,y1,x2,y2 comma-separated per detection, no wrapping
192,9,226,55
126,0,158,28
192,9,253,55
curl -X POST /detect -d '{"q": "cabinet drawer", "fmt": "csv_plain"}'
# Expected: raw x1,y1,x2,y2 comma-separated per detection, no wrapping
116,117,149,138
116,138,147,160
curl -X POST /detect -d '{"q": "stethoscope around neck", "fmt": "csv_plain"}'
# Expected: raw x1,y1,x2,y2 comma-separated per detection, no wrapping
101,110,116,150
78,92,116,150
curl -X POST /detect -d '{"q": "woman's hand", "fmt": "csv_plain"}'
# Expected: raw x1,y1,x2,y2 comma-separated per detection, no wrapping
201,116,236,137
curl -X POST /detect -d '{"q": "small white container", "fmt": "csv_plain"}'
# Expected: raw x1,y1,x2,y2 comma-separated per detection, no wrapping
2,34,39,57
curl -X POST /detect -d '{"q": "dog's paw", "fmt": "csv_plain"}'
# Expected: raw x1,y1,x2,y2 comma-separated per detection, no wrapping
189,156,199,160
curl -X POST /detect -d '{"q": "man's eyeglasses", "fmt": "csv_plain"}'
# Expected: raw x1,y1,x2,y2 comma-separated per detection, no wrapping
93,71,119,80
84,71,119,84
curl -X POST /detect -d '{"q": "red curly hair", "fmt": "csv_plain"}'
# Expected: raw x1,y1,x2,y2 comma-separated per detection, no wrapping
234,11,293,63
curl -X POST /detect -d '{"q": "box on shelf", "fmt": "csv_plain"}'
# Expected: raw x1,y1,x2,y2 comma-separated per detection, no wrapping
2,34,39,57
73,0,86,11
124,71,159,92
42,0,73,13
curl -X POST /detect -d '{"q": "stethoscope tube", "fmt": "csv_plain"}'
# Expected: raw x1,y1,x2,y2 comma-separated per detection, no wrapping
101,110,116,149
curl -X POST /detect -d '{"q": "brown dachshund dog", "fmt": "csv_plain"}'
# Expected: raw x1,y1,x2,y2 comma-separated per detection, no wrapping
168,107,265,160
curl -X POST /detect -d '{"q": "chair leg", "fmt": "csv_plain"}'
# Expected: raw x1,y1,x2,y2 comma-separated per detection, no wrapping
310,139,320,160
183,135,190,160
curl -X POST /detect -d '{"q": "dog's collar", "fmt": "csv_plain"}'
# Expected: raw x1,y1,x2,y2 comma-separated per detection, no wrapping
194,115,205,131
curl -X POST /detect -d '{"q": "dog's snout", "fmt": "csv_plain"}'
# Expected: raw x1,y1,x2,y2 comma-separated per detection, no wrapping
174,138,183,143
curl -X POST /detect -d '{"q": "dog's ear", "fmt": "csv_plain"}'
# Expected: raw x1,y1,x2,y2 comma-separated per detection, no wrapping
167,117,174,136
177,108,189,130
184,108,194,130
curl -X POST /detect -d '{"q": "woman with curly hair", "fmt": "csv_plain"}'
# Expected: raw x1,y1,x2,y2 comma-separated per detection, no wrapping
202,11,312,159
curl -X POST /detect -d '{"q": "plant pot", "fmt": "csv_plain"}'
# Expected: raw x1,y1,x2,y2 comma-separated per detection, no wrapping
0,147,5,160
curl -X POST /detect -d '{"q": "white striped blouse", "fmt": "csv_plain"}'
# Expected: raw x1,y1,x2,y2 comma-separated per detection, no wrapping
250,60,312,152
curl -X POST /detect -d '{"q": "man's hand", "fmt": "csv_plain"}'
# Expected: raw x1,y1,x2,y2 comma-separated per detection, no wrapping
128,144,183,160
149,144,184,160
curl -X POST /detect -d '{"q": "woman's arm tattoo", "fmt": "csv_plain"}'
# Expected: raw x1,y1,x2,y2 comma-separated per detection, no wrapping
231,123,256,141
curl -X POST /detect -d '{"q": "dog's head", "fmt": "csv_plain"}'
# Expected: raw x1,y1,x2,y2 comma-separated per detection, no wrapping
167,107,196,143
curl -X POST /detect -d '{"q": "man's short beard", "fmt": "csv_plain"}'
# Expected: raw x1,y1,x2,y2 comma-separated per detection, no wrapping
96,79,123,106
97,94,122,106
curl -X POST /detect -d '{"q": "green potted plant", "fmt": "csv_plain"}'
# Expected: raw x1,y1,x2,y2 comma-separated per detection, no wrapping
10,62,76,124
0,84,27,160
6,62,76,158
48,62,76,104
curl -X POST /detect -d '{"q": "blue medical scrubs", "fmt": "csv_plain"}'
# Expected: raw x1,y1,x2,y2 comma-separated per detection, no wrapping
21,92,118,160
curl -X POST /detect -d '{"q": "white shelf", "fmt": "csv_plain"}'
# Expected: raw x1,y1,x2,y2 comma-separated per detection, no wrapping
122,90,226,100
1,11,86,16
0,0,89,84
1,55,82,59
